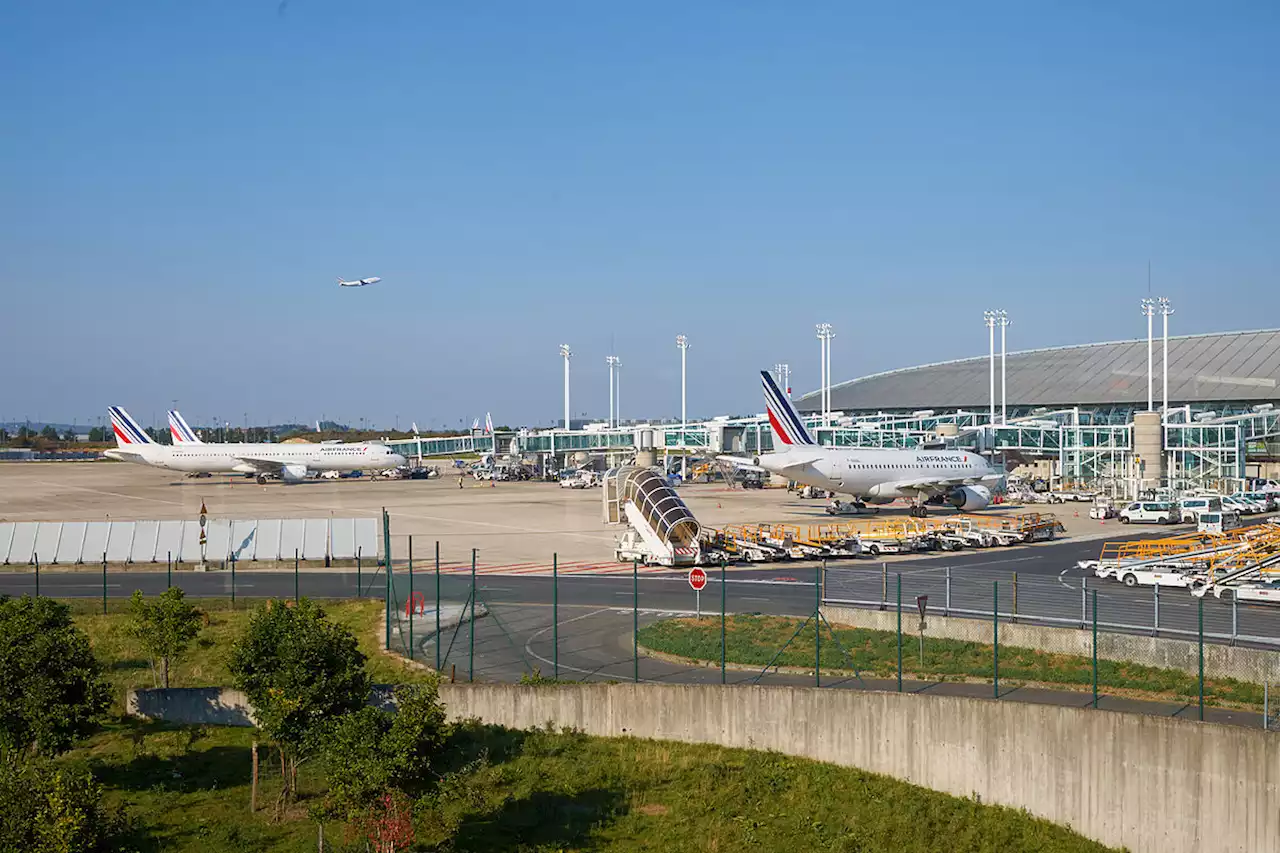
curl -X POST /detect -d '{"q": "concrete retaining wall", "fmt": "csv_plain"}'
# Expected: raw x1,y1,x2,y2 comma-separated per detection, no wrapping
127,682,1280,853
822,604,1280,683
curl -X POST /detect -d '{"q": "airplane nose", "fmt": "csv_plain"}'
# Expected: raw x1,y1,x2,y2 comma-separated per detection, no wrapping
392,454,407,467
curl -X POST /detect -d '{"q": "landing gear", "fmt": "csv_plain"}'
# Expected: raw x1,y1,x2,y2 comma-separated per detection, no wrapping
256,475,267,485
908,504,929,518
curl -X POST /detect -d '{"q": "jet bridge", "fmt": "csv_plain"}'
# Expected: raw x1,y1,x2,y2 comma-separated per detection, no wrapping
603,466,700,567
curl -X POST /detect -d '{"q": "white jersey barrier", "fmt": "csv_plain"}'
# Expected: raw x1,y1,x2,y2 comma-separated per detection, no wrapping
0,518,378,565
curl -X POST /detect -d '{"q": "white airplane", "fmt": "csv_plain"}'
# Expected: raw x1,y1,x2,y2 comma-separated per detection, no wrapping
168,410,202,444
720,372,1002,517
106,407,406,484
338,276,381,287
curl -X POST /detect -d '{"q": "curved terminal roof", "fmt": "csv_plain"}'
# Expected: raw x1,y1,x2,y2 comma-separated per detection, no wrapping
797,329,1280,412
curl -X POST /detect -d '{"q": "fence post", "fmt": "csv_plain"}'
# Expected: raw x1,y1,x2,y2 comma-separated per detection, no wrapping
720,559,727,685
469,548,476,683
993,580,1000,699
1153,583,1159,636
881,562,888,610
552,553,559,680
435,541,441,671
383,508,392,651
633,558,639,684
34,554,39,597
1232,595,1238,646
896,573,903,693
944,566,951,616
1081,577,1087,628
1266,681,1270,732
1092,588,1098,709
102,553,107,615
294,549,299,604
1198,597,1205,722
407,536,414,662
814,564,821,688
357,547,362,598
230,552,236,607
167,551,172,590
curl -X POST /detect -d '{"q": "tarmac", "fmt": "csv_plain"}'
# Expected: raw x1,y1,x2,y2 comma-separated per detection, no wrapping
0,461,1125,574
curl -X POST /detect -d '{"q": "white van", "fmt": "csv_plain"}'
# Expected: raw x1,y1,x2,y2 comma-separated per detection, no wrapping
1119,501,1176,525
1197,511,1240,535
1178,496,1222,524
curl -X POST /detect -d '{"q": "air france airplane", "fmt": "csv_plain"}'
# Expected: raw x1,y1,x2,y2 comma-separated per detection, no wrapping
338,276,381,287
168,410,202,444
105,407,405,483
722,372,1002,516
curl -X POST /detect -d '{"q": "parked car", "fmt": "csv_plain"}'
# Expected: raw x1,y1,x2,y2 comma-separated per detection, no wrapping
339,469,364,479
1242,491,1278,512
1119,501,1176,524
319,470,342,480
1198,511,1241,535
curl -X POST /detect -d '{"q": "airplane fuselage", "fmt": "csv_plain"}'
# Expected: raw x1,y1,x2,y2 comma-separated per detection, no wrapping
757,447,995,501
105,442,405,476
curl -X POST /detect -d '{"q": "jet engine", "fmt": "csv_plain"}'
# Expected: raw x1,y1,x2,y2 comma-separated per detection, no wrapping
281,464,309,484
947,485,992,511
863,484,899,504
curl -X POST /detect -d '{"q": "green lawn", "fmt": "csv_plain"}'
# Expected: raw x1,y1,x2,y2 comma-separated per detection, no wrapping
70,719,1118,853
65,597,427,705
636,614,1265,709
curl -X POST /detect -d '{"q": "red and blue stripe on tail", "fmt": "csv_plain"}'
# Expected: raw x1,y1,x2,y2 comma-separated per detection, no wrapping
108,407,154,447
760,370,815,446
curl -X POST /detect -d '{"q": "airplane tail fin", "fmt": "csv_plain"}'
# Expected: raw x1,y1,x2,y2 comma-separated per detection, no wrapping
761,371,815,446
109,407,154,447
168,410,202,444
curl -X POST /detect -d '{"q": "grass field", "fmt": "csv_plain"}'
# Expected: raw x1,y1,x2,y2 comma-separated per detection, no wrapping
636,614,1265,709
71,718,1118,853
64,597,426,704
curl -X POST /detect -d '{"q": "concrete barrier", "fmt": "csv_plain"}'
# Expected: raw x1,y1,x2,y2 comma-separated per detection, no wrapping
126,682,1280,853
822,604,1280,684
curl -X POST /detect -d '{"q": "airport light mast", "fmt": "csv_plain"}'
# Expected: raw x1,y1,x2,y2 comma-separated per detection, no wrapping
560,345,572,429
1158,297,1174,415
676,335,689,480
815,324,834,426
1141,298,1156,412
983,311,997,426
997,310,1010,423
606,355,620,428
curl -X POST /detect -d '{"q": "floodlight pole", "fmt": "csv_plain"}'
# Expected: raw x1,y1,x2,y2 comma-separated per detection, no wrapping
677,335,689,479
983,311,997,425
606,356,618,428
560,345,572,429
1141,298,1156,412
1159,297,1174,415
998,310,1009,424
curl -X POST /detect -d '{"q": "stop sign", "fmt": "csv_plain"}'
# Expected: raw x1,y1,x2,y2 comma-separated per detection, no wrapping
688,567,708,591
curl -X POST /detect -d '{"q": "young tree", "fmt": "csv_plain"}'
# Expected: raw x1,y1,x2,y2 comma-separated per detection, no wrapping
0,754,129,852
320,682,450,820
229,599,370,802
126,588,205,689
39,425,59,441
0,596,111,756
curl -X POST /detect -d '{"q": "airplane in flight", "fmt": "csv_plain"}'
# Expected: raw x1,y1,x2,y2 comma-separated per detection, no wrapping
106,407,406,483
720,372,1002,516
338,276,381,287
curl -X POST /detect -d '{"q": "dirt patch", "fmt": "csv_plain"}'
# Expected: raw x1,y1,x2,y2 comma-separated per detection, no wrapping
636,803,670,816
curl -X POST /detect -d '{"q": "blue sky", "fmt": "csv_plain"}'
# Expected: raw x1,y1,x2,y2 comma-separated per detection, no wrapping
2,2,1277,430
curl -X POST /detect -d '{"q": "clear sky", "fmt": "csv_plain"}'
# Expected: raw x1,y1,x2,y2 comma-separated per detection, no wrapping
2,2,1277,430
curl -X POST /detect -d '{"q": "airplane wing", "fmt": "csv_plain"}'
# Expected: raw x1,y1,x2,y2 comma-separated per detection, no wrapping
715,455,766,472
232,456,289,474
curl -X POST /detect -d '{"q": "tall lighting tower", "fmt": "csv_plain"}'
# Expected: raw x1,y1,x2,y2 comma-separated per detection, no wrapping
606,355,620,428
1158,297,1174,414
983,311,997,425
997,310,1010,423
559,344,572,429
1141,298,1156,412
676,335,689,479
815,324,834,425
